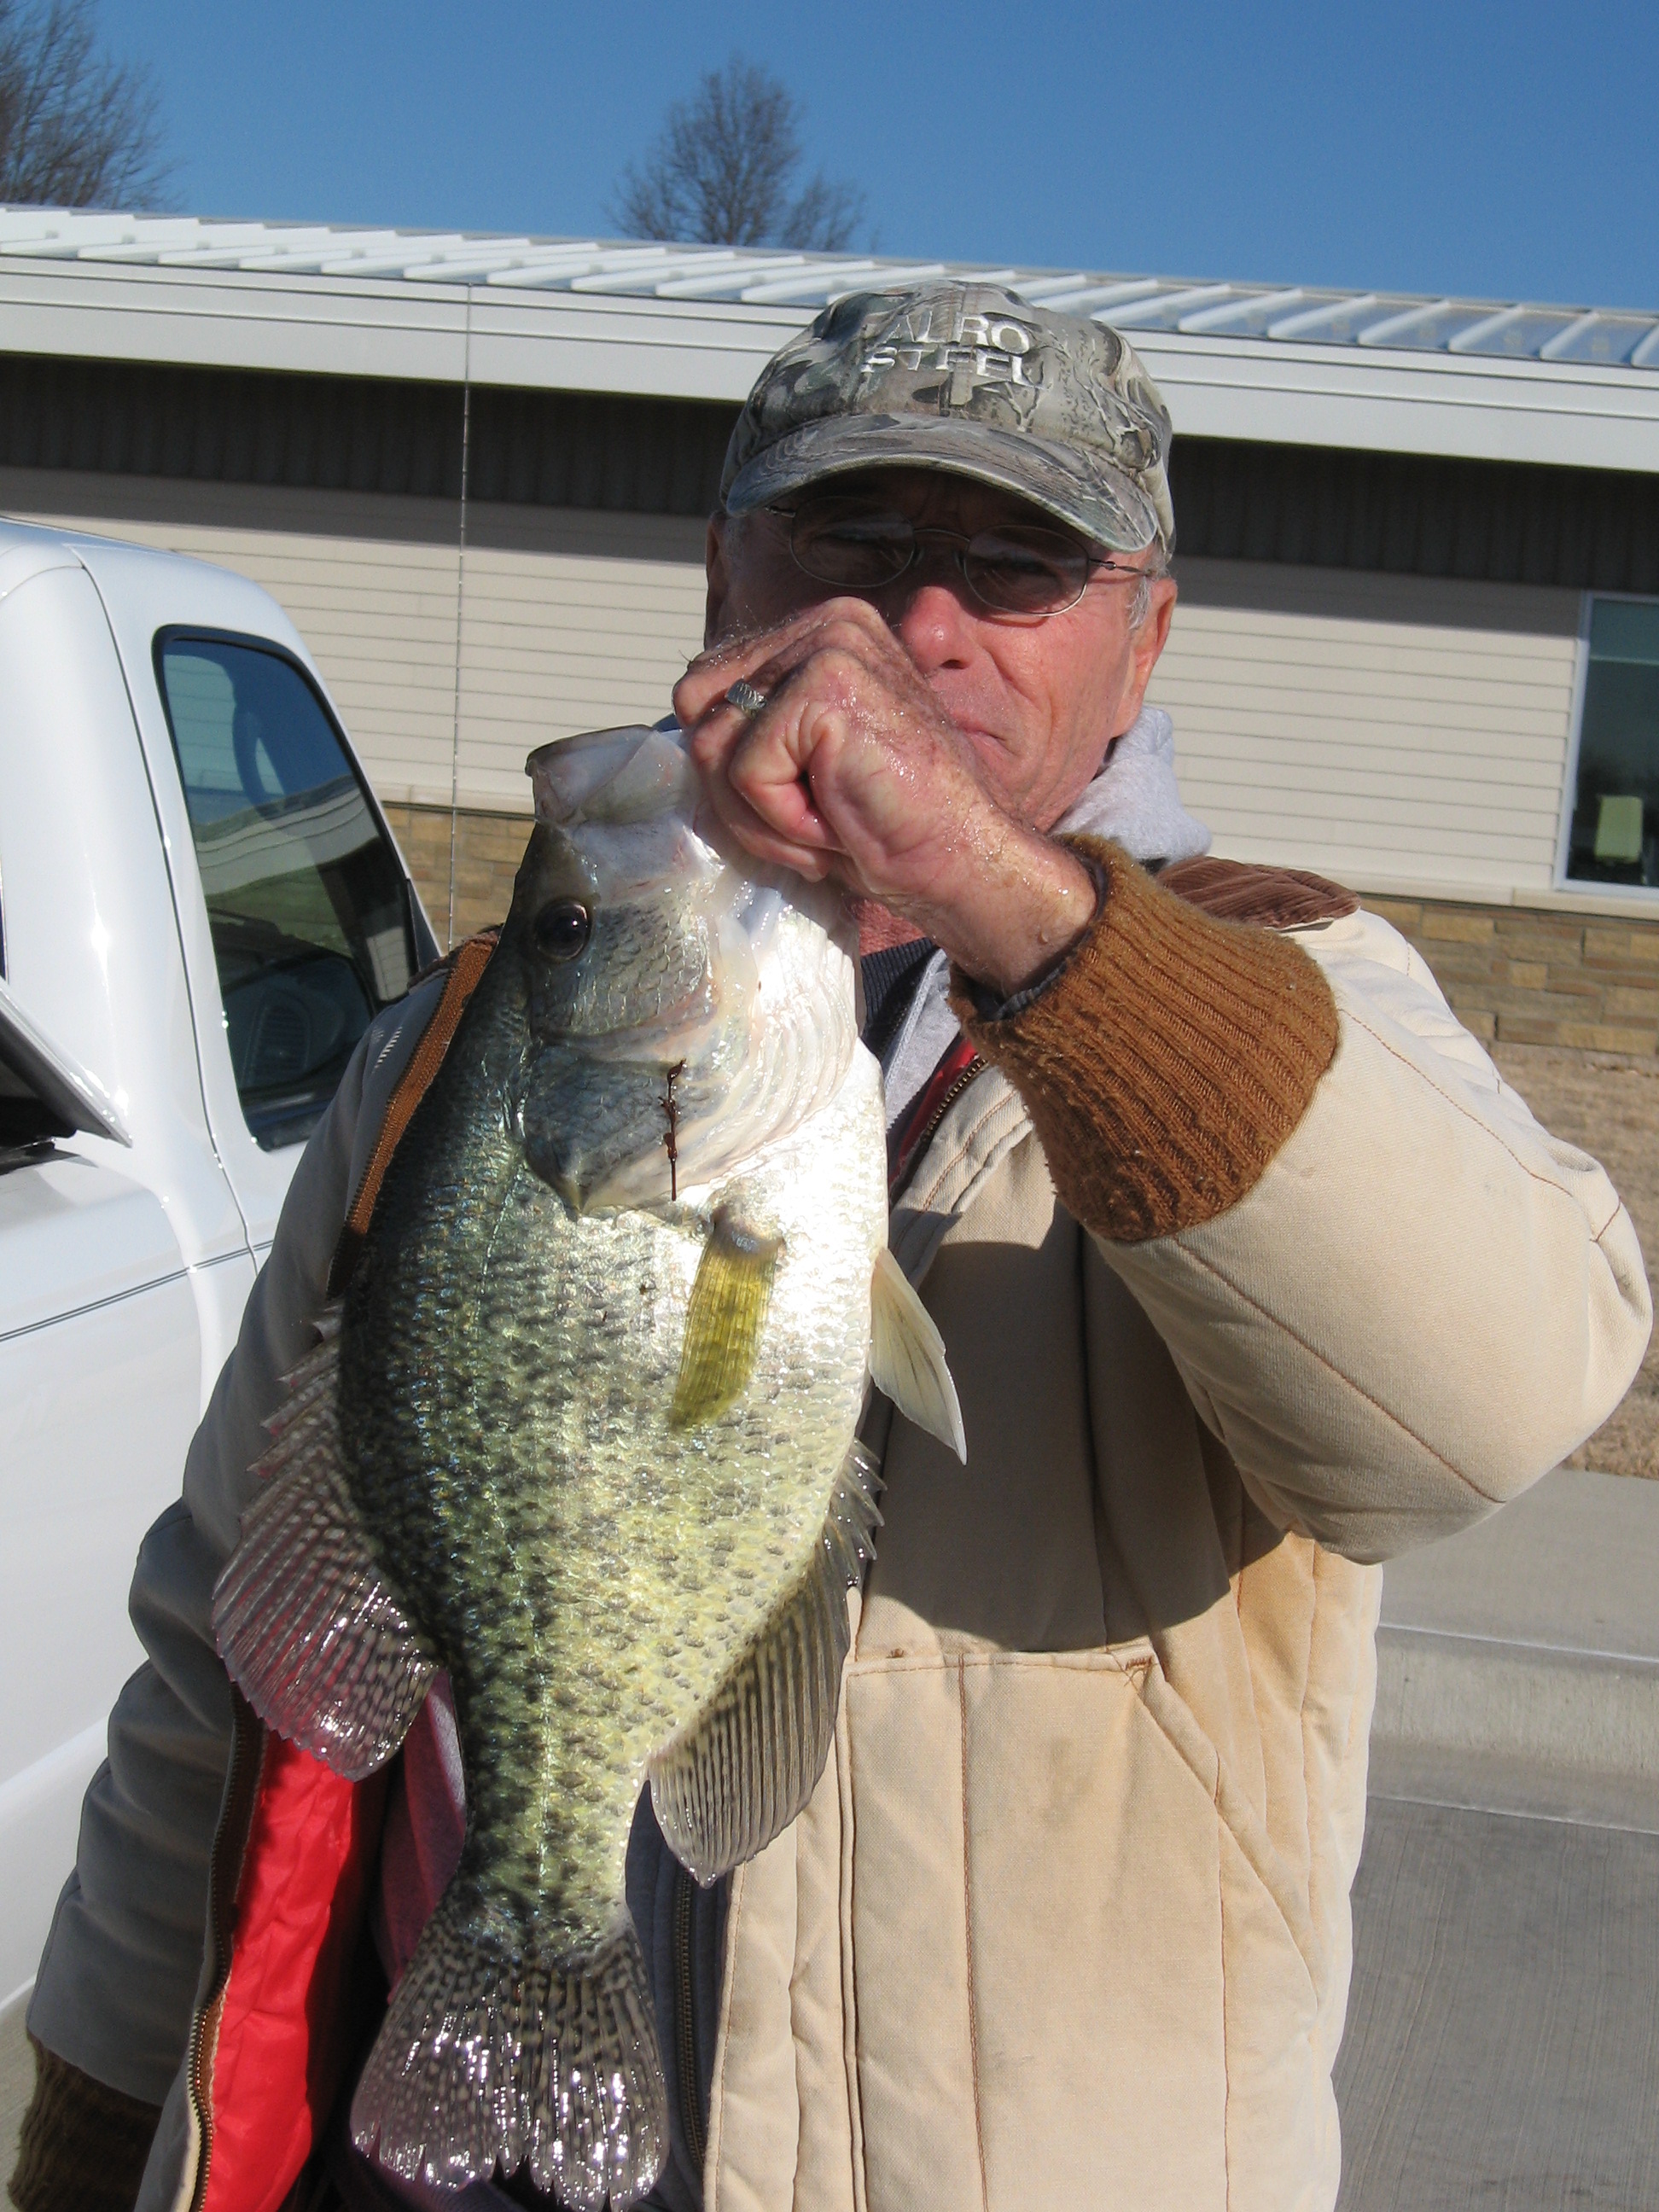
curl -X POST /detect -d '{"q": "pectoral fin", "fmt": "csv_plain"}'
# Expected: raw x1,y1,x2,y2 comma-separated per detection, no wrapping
669,1208,783,1429
869,1246,966,1463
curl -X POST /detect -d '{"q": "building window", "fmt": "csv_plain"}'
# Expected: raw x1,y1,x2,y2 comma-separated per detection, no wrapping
1565,599,1659,890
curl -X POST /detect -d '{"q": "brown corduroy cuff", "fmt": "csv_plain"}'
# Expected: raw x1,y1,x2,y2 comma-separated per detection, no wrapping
952,836,1341,1244
9,2038,163,2212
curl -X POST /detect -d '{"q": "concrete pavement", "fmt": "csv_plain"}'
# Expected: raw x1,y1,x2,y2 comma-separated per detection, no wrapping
1,1993,30,2208
1338,1468,1659,2210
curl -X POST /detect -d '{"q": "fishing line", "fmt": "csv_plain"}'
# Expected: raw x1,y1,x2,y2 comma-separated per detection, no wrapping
448,289,473,951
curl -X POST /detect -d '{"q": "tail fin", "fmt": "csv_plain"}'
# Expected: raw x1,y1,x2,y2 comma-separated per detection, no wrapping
352,1885,667,2210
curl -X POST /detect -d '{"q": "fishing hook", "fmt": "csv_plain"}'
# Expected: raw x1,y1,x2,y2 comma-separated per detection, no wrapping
661,1060,686,1200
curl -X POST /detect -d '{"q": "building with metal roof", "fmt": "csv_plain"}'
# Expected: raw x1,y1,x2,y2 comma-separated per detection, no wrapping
4,209,1659,472
4,208,1659,1051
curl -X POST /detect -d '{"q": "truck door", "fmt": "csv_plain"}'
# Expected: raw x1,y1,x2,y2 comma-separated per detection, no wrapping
0,985,200,2023
70,539,439,1266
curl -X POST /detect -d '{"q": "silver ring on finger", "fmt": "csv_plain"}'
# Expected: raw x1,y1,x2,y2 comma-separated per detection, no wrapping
725,678,769,719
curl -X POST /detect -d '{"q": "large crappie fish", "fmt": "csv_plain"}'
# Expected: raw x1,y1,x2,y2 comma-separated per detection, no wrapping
212,723,963,2209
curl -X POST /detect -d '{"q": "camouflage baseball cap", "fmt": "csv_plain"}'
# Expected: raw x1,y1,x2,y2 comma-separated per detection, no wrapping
720,280,1175,556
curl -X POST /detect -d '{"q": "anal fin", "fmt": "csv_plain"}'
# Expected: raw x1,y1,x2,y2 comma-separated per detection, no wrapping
869,1245,966,1462
669,1207,783,1429
212,1311,436,1780
649,1441,882,1883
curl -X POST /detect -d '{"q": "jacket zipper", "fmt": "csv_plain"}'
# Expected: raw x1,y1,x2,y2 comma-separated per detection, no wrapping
186,1695,265,2212
660,1053,985,2188
889,1055,986,1204
671,1860,707,2171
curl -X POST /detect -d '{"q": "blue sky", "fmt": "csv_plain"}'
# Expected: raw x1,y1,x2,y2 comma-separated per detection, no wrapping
107,0,1658,311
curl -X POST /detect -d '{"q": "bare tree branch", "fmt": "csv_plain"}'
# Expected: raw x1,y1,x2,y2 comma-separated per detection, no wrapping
784,173,863,257
608,56,865,253
0,0,174,209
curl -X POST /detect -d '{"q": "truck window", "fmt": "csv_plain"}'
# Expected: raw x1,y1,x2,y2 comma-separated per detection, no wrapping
157,635,417,1151
0,1053,72,1155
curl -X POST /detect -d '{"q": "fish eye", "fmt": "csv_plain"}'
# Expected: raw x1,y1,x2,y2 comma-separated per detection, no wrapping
533,899,592,961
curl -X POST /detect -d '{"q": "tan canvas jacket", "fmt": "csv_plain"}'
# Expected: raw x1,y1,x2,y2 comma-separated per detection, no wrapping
698,855,1649,2212
15,853,1650,2212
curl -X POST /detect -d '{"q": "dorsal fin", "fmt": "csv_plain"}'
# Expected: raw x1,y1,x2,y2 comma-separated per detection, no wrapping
212,1313,437,1778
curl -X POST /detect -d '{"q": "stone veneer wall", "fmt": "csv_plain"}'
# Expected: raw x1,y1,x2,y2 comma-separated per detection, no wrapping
1364,896,1659,1057
384,801,1659,1059
383,803,535,950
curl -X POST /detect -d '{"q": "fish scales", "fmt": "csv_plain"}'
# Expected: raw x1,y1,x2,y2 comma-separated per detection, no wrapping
212,722,963,2207
343,959,882,1941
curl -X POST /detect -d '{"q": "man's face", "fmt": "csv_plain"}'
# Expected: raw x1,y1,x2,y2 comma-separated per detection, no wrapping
703,468,1177,834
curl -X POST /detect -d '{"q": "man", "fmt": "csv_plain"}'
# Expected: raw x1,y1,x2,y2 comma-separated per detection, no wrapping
13,284,1649,2212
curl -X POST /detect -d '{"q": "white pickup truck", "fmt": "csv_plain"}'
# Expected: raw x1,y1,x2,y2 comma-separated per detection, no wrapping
0,517,439,2046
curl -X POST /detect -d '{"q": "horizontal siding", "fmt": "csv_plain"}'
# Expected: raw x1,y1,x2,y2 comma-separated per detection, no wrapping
197,535,462,804
454,518,707,810
1150,562,1582,891
2,474,707,812
2,475,1585,899
4,475,462,803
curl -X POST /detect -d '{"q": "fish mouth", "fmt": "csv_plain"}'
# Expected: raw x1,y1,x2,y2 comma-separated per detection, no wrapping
528,724,698,828
550,988,722,1066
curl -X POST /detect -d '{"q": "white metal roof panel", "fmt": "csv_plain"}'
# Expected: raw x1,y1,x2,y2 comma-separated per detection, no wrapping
2,207,1657,473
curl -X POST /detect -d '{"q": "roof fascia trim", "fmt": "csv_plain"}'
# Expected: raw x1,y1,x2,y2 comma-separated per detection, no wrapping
3,257,1659,471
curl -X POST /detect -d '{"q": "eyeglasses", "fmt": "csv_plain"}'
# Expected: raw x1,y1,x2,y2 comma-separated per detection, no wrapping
771,495,1152,620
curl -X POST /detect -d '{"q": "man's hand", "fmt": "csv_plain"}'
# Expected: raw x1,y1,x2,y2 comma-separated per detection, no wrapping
672,598,1098,998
